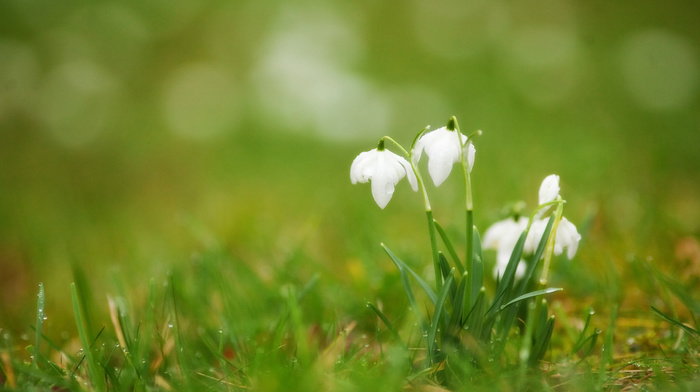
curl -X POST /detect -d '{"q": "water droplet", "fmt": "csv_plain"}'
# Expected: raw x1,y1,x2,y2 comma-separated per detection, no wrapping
21,333,29,341
168,323,174,328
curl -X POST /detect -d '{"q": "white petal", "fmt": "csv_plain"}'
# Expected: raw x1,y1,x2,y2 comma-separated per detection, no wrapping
427,153,454,186
525,218,549,254
398,157,418,191
539,174,560,205
557,217,581,259
465,142,476,172
370,172,394,209
350,149,376,184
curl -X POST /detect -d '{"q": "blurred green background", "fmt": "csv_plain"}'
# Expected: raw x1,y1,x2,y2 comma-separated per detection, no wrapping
1,0,699,338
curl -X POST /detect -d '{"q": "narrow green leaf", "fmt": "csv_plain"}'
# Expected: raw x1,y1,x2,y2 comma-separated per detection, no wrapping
530,315,555,365
465,287,487,341
516,217,555,296
489,231,527,314
367,302,407,349
382,243,437,304
598,304,618,389
439,253,457,302
471,253,483,306
427,270,455,363
434,220,465,274
447,272,468,341
34,282,45,368
500,288,563,311
382,244,428,335
652,306,700,343
71,282,106,392
571,308,597,354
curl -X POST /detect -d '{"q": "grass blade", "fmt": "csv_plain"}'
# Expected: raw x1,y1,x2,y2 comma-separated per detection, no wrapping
382,243,437,304
427,270,455,363
652,306,700,343
71,282,106,392
34,282,45,368
382,244,428,336
367,303,407,349
488,231,527,315
500,288,563,311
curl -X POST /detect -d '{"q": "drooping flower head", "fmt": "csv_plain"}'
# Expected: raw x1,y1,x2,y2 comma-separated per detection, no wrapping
483,216,529,278
413,120,476,187
350,141,418,209
484,175,582,279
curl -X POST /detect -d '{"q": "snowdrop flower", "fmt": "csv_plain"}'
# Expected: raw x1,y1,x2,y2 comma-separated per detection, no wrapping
350,146,418,209
483,216,528,278
413,126,476,187
525,216,581,260
553,217,581,259
539,174,560,205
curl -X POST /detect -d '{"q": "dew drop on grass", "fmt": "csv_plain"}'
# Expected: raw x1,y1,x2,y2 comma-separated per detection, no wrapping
21,333,29,341
168,323,174,328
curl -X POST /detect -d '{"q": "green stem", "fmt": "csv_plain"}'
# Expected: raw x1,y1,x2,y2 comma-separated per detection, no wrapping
538,198,564,288
532,198,564,337
453,117,480,306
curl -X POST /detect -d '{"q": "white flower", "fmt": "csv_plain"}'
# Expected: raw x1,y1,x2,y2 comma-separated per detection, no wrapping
525,216,581,260
554,217,581,259
483,216,529,279
350,148,418,209
539,174,560,205
413,127,476,187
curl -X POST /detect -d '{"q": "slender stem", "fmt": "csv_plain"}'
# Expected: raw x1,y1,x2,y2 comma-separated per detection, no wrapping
538,198,564,287
453,118,480,305
532,198,564,338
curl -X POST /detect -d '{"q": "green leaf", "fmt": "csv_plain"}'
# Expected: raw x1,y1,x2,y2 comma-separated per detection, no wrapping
471,227,484,306
652,306,700,343
71,282,106,392
439,253,457,302
34,282,44,368
447,272,468,342
367,302,407,349
488,231,527,315
434,220,465,274
500,288,563,311
530,315,555,365
382,243,437,304
516,216,555,295
465,287,487,341
382,244,429,335
427,270,455,363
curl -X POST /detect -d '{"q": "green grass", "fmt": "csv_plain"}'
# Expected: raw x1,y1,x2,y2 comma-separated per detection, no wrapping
1,132,699,391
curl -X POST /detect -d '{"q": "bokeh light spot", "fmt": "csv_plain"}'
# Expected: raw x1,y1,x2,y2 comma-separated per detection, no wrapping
38,61,121,148
253,6,389,141
619,30,699,111
499,26,581,106
162,63,240,141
